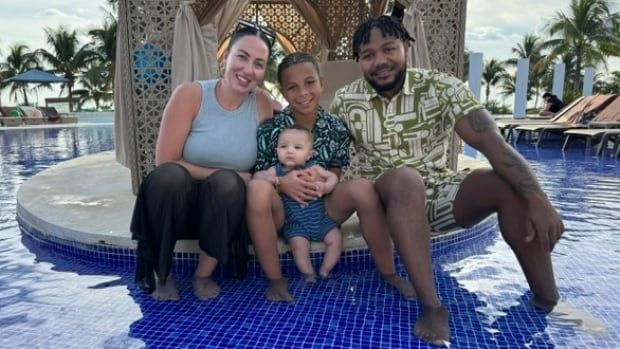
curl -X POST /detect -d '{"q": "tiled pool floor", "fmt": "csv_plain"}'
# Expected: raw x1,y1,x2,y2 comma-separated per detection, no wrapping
1,126,619,348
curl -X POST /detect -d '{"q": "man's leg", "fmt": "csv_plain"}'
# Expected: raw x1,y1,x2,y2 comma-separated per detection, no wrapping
325,178,415,299
246,179,293,303
453,168,560,309
374,168,449,345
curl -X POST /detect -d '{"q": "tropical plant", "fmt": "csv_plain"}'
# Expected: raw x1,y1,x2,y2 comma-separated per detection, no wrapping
481,58,507,104
545,0,620,90
506,34,548,107
88,19,117,90
37,26,99,111
594,70,620,93
484,99,512,115
74,62,113,111
0,44,40,105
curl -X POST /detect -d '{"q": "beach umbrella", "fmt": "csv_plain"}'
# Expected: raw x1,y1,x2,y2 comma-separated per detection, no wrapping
4,69,69,84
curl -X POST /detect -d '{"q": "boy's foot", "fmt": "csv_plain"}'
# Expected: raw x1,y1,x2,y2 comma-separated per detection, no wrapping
303,273,317,283
413,305,450,347
266,277,294,303
192,276,221,300
381,273,416,300
318,269,330,279
152,274,180,301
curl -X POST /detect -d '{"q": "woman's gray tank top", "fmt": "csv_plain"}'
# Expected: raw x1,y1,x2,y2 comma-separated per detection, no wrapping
182,79,259,171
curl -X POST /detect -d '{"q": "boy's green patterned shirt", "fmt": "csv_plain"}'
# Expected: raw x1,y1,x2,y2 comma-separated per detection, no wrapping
331,68,482,184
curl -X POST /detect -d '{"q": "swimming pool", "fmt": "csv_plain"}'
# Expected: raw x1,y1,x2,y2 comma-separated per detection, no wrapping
1,125,619,348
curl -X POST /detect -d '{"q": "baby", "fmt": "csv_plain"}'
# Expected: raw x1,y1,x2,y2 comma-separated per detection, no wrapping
256,125,342,282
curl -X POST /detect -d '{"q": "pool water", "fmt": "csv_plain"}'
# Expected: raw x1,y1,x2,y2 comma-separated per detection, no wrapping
1,126,619,348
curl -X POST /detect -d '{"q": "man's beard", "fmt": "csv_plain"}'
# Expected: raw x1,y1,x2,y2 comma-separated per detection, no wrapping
366,66,406,96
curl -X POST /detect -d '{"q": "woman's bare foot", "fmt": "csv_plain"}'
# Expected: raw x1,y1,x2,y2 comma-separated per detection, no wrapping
152,274,180,301
266,277,294,303
192,276,221,300
381,273,417,300
413,305,450,347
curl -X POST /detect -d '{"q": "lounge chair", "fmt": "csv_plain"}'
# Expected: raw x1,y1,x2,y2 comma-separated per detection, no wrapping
496,97,585,142
20,106,45,125
0,107,24,126
562,128,620,156
39,107,63,123
514,94,618,146
319,60,362,109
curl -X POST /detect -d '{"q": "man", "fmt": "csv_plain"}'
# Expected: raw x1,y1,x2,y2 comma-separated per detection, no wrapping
330,16,563,346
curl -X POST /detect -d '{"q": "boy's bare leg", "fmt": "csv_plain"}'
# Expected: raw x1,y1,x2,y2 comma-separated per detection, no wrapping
192,251,220,300
246,179,294,303
375,168,449,346
326,179,415,299
319,228,342,278
152,273,180,301
289,236,317,283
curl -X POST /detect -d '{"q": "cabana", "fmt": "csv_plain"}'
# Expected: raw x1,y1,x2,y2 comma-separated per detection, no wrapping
115,0,469,193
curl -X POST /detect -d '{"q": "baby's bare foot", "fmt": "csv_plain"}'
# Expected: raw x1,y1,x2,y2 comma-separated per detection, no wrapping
303,273,317,283
413,305,450,347
266,277,294,303
381,273,417,300
192,276,221,300
151,274,180,301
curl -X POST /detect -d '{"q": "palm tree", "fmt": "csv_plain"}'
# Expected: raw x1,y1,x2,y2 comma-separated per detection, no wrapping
74,62,113,111
88,20,117,90
0,44,40,105
507,34,547,106
37,26,98,111
545,0,620,90
481,59,507,105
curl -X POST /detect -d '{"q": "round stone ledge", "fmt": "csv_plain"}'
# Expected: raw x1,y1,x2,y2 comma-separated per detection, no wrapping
16,151,496,261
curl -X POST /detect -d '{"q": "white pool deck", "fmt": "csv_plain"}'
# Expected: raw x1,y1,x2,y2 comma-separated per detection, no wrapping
15,151,490,254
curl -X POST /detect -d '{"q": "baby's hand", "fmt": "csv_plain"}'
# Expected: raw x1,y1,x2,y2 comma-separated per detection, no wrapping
299,167,320,182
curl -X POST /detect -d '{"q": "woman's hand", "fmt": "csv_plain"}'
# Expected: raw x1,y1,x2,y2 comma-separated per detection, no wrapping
278,170,320,205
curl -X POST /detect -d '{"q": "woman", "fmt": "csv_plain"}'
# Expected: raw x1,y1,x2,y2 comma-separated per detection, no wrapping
131,23,275,301
539,92,564,116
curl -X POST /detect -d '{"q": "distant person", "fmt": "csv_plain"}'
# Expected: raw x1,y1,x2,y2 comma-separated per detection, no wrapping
130,22,275,301
254,125,342,282
539,92,564,116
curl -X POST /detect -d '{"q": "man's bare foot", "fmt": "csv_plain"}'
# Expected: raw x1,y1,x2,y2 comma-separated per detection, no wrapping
266,277,294,303
381,273,416,300
530,295,558,312
192,276,221,300
413,305,450,347
152,274,180,301
302,273,317,283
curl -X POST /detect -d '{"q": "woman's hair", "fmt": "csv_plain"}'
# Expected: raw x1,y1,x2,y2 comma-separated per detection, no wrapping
277,52,321,85
229,22,275,57
352,15,414,61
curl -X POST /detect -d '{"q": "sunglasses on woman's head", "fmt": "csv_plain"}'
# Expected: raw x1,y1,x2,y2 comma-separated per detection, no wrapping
235,19,277,47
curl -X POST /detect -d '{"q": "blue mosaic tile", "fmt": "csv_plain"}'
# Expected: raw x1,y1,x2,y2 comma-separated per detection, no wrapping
3,126,620,348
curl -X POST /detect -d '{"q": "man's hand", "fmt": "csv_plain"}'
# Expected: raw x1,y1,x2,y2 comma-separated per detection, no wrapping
524,195,564,252
279,170,320,205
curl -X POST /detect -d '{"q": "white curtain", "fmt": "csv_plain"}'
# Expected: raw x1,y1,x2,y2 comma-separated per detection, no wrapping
401,0,431,69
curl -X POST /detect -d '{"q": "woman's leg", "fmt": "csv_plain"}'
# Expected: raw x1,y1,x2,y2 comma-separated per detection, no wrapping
193,170,247,300
246,179,293,303
318,228,342,278
289,237,316,282
131,162,195,301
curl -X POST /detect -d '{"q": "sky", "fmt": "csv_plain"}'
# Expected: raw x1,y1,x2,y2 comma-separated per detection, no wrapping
0,0,618,107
